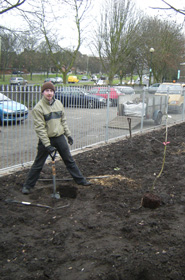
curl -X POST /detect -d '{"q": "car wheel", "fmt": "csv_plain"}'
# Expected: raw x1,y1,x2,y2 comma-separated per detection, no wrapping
110,99,113,106
154,112,162,125
111,99,117,107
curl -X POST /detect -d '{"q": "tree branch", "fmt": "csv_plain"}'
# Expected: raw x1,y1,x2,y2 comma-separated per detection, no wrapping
0,0,27,15
151,0,185,16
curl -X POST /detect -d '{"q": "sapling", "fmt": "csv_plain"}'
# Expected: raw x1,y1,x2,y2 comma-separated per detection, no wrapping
151,112,169,191
142,91,169,209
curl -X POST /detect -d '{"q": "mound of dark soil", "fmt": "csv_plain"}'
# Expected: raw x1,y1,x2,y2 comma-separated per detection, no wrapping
1,122,185,280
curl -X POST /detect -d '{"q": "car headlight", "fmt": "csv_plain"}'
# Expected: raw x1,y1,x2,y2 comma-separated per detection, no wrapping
99,98,106,103
3,108,14,113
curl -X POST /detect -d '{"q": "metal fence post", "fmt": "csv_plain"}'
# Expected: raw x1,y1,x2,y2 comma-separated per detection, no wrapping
182,88,185,121
105,86,110,143
140,87,145,132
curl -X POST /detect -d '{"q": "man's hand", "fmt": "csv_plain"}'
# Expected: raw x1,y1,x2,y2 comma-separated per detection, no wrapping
68,136,73,145
46,145,57,158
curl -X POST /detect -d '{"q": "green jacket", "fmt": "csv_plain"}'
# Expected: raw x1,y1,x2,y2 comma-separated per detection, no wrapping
32,96,71,147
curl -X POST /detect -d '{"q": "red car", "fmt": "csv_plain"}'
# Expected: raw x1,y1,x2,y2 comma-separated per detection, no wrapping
88,87,124,106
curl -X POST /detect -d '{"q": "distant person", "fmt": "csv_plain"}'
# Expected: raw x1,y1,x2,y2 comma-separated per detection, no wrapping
22,82,91,194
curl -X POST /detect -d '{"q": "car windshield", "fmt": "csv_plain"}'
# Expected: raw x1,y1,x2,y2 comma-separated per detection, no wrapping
88,89,98,94
0,93,11,101
72,91,85,96
77,90,85,95
115,88,122,93
157,84,182,94
150,84,159,88
99,89,109,94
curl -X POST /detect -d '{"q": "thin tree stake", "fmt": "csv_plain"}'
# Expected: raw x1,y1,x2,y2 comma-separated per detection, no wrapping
151,113,169,190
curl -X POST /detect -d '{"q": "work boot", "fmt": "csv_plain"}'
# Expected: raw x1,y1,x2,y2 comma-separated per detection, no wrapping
79,181,92,186
22,186,32,194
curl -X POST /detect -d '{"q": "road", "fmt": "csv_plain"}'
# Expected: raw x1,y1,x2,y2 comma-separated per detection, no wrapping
0,105,184,172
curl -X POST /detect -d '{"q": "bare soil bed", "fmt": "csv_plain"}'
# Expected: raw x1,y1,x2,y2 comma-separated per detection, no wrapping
1,122,185,280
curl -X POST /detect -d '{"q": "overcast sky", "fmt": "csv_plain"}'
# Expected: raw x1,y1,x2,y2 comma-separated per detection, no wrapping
0,0,184,55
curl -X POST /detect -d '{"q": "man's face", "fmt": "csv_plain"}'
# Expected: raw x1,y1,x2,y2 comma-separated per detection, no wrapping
42,89,54,102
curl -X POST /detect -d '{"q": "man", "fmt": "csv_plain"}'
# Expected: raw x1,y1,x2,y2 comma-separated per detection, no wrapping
22,82,91,194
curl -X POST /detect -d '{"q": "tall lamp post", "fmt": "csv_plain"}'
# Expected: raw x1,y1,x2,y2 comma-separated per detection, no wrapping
149,47,154,86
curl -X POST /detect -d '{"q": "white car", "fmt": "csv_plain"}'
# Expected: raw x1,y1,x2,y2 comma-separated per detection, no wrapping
91,75,98,82
148,83,161,93
55,77,63,83
97,79,107,85
115,86,135,95
10,77,28,85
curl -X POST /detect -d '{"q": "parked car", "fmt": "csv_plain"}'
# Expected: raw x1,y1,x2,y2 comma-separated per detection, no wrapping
81,76,89,81
97,79,107,86
0,93,28,124
114,86,135,95
91,75,98,82
12,70,24,74
88,87,123,106
55,88,108,108
148,83,161,93
68,76,79,83
10,77,28,86
44,78,57,84
55,77,63,83
155,82,185,113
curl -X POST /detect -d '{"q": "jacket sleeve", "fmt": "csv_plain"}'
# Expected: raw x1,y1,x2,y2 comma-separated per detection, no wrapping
32,107,51,147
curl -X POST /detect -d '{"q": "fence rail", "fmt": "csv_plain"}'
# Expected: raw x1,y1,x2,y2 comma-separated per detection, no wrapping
0,85,184,174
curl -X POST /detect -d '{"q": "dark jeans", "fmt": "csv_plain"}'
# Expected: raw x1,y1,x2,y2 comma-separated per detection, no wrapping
23,134,86,189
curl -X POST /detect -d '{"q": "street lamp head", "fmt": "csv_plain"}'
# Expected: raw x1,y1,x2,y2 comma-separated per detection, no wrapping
150,48,155,53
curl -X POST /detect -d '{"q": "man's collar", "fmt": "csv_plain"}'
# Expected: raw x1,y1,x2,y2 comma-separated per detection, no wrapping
42,96,55,105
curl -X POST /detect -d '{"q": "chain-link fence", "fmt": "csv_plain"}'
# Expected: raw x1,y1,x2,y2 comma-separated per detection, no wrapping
1,84,184,174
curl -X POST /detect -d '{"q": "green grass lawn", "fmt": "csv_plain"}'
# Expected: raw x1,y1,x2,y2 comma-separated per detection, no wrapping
0,73,137,86
0,73,94,86
0,73,47,85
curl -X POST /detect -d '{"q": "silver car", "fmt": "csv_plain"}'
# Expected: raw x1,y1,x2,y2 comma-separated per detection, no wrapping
10,77,28,86
148,83,161,94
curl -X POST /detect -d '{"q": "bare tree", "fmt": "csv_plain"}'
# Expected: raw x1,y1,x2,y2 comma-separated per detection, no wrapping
95,0,138,85
135,16,185,83
18,0,92,84
0,0,92,83
0,31,17,80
